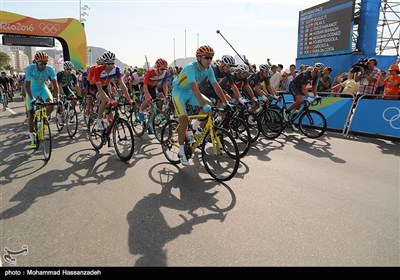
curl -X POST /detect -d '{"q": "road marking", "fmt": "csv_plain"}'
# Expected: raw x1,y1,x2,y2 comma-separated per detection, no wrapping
6,108,17,115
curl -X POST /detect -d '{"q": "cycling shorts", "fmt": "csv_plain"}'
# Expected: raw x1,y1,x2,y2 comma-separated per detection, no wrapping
172,88,200,117
26,87,53,111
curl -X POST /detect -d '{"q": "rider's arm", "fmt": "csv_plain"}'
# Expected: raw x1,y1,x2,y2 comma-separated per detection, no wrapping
118,77,132,103
190,82,208,106
24,80,33,99
212,82,228,105
51,79,59,99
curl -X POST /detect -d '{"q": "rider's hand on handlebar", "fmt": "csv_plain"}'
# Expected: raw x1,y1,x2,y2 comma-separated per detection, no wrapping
307,96,314,103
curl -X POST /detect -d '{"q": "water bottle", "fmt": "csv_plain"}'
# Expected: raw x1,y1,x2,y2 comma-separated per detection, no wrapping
187,129,194,144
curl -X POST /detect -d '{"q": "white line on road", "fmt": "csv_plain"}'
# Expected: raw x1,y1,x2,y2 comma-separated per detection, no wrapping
6,108,17,115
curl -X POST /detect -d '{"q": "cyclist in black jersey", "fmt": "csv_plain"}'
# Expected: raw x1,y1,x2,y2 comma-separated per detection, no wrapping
246,64,278,102
57,61,81,115
285,63,324,121
199,55,240,105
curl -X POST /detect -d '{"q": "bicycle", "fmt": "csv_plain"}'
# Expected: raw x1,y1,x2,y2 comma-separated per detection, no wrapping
88,101,135,161
31,100,58,161
55,96,79,138
129,98,169,142
278,95,327,138
160,107,240,181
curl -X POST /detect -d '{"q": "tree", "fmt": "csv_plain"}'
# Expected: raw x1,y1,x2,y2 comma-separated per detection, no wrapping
0,52,12,70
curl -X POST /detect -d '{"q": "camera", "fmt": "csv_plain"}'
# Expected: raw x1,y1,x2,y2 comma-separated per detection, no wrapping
351,58,369,72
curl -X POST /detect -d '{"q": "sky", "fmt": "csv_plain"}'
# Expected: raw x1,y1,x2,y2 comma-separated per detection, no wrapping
0,0,324,68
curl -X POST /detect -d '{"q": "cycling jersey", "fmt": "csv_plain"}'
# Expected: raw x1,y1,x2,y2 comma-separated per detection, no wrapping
143,68,169,87
92,65,123,87
289,70,318,96
247,72,271,89
199,65,234,96
57,71,77,97
25,63,56,110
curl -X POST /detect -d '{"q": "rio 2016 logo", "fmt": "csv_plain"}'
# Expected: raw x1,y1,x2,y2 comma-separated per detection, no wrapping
382,107,400,130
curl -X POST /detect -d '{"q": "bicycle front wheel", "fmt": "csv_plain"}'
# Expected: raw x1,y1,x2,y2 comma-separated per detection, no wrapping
152,111,169,142
223,117,250,158
202,127,239,181
161,119,180,164
88,113,104,150
298,110,327,138
129,104,145,136
66,109,78,138
259,109,283,139
113,118,135,161
42,118,52,161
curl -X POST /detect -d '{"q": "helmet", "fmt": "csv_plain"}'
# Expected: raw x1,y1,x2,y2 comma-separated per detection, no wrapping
196,45,214,57
96,57,105,64
237,64,249,73
314,62,325,72
34,51,49,62
221,55,236,66
155,58,168,68
137,67,145,74
259,64,270,72
63,61,74,69
102,51,116,63
388,64,399,71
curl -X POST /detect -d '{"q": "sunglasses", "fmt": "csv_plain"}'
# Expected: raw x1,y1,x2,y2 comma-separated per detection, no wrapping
37,62,47,66
203,56,213,60
106,63,115,66
65,68,72,71
159,68,166,71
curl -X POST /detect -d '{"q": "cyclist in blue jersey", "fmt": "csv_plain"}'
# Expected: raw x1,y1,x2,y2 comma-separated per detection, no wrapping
172,45,228,166
24,51,59,148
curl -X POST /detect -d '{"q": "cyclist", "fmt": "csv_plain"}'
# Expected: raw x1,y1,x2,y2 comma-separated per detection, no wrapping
91,51,133,130
247,64,279,102
139,58,170,123
24,51,60,148
56,61,81,122
128,67,145,99
0,71,12,110
84,57,105,124
286,63,324,122
172,45,228,166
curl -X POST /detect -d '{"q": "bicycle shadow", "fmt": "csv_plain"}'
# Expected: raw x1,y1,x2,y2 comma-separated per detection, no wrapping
127,162,236,266
282,133,346,163
0,149,130,220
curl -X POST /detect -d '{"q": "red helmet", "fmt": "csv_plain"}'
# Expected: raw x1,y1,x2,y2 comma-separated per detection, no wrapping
155,58,168,68
196,45,214,57
34,51,49,62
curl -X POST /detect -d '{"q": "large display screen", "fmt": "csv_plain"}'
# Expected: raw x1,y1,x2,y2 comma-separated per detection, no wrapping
297,0,355,58
2,35,55,47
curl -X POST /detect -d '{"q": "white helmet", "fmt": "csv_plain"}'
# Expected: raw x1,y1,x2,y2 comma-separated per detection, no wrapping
259,64,270,72
102,51,116,63
314,62,325,72
237,64,249,73
96,57,105,65
221,55,236,66
63,61,74,69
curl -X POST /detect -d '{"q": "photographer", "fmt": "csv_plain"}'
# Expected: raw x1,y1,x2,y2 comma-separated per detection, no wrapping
354,58,381,100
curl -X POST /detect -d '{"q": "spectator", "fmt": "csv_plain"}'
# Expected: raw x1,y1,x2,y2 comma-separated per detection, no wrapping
355,57,381,99
331,69,359,96
317,66,332,92
383,64,400,100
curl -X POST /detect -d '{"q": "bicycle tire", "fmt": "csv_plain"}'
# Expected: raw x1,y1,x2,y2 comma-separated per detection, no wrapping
113,118,135,161
201,127,239,181
129,104,145,136
88,113,104,150
161,119,181,164
222,117,251,158
42,118,52,161
244,111,260,143
66,109,78,138
152,111,169,142
298,110,327,138
259,109,283,139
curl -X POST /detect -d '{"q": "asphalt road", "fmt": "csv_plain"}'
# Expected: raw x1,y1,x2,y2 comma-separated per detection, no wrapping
0,97,399,267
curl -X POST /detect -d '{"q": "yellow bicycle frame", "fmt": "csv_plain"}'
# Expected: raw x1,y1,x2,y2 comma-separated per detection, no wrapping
34,106,47,141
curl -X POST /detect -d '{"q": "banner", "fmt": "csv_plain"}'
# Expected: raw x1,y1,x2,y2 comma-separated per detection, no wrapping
349,99,400,138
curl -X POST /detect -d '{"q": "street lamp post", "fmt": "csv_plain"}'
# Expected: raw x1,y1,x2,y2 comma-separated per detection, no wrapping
79,0,90,24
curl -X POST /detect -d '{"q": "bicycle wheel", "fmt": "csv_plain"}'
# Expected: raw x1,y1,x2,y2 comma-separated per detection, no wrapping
259,109,283,139
298,110,327,138
66,108,78,138
161,119,180,164
244,111,260,143
88,113,104,150
223,117,250,158
202,127,239,181
55,110,64,132
113,118,135,161
129,104,145,136
41,118,52,161
152,111,169,142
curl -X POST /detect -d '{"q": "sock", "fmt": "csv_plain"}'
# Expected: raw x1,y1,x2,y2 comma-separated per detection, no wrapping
29,132,34,141
179,144,185,154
